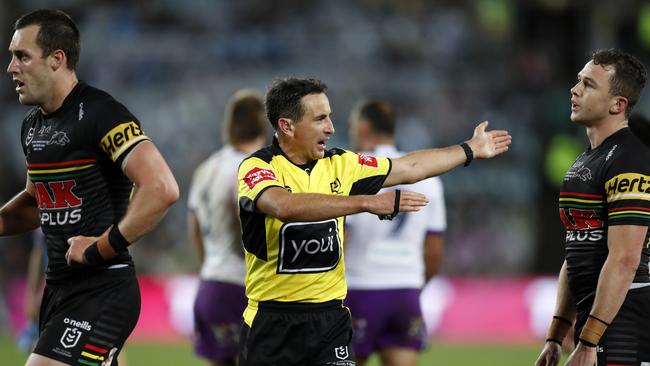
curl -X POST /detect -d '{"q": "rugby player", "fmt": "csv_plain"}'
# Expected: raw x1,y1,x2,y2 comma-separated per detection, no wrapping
3,9,179,366
344,99,446,366
237,77,511,365
188,89,267,366
535,49,650,366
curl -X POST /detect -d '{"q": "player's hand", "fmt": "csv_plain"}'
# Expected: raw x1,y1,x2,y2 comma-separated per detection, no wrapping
534,341,562,366
369,190,428,216
564,342,596,366
466,121,511,159
66,235,98,266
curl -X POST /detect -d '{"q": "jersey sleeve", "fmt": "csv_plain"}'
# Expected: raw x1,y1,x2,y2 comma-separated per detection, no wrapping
604,147,650,226
187,162,205,211
93,99,150,168
238,157,283,213
347,151,392,195
425,178,447,233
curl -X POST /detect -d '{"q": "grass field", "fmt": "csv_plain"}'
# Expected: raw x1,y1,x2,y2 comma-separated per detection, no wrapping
1,335,561,365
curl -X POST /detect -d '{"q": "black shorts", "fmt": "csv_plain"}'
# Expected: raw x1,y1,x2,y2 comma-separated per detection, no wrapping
239,300,356,366
34,266,141,366
575,286,650,365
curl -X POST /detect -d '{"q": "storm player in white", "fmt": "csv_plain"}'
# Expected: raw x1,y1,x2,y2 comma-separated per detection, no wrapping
345,100,446,366
188,89,268,366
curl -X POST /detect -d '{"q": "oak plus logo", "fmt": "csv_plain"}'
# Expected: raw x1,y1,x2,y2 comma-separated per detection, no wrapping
34,180,83,225
278,219,341,273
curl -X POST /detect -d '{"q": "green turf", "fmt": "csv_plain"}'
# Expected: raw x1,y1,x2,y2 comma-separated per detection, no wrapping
0,335,562,365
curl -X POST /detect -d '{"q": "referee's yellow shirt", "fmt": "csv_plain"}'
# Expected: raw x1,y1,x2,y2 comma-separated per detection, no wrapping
237,141,391,325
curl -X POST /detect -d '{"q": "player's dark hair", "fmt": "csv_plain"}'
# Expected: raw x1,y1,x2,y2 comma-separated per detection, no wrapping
224,89,268,145
592,48,647,118
265,78,328,129
15,9,80,70
353,100,397,137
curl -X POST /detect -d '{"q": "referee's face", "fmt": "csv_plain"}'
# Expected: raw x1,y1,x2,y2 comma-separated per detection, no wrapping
293,93,335,163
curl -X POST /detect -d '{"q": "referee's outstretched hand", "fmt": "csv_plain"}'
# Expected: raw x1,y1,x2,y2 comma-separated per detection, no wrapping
369,190,428,217
466,121,512,159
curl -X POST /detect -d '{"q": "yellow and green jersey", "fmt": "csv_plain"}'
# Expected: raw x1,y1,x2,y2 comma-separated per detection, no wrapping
237,139,391,324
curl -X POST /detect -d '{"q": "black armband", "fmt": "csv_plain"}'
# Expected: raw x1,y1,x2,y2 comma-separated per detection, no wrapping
84,242,105,265
460,142,473,167
378,189,400,221
108,225,131,253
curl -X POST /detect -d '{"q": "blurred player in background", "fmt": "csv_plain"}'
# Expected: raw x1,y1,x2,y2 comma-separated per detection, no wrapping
535,49,650,366
237,77,511,365
3,9,178,366
17,230,46,355
344,100,446,366
188,89,268,366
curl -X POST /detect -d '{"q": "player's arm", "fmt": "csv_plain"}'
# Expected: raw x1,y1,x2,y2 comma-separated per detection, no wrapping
67,141,179,263
383,121,511,187
256,186,428,223
187,210,204,265
0,175,40,236
535,260,576,366
424,233,444,282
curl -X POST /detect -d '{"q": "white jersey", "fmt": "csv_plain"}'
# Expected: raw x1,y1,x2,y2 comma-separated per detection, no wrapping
345,145,446,289
188,145,247,284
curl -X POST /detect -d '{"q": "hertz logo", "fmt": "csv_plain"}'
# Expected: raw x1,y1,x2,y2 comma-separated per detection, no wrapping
606,173,650,200
100,121,149,162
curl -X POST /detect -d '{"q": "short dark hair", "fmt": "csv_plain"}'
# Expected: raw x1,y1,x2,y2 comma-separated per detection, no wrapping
592,48,647,118
224,89,268,145
353,100,397,137
265,78,328,129
15,9,80,70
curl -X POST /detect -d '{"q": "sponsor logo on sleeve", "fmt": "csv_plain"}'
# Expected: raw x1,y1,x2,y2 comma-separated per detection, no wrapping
358,153,378,168
278,219,341,273
605,173,650,201
100,121,149,162
243,167,278,189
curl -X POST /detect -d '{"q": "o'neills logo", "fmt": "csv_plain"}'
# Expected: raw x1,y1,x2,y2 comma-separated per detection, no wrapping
606,173,650,198
100,121,148,162
243,167,277,189
358,153,378,167
64,317,92,331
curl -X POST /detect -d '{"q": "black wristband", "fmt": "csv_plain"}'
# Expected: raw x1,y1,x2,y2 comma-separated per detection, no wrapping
83,242,105,265
579,339,597,348
108,225,130,253
460,142,473,167
545,338,562,345
378,189,401,221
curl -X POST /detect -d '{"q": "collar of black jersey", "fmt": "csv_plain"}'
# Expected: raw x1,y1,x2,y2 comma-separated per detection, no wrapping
272,135,317,173
42,80,85,119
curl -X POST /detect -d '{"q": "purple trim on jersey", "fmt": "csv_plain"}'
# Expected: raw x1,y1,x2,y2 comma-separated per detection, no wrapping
345,288,426,357
193,280,246,362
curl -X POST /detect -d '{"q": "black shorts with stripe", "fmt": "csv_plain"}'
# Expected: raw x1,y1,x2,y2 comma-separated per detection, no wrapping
575,286,650,365
34,266,140,366
239,300,356,366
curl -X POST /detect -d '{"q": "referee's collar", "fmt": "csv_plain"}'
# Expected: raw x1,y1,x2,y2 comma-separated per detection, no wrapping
272,135,318,173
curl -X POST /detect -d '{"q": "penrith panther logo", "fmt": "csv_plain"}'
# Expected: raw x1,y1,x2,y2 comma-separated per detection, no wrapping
47,131,70,146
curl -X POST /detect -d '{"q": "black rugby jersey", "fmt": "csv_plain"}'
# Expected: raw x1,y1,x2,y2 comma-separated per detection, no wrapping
20,82,149,281
560,128,650,312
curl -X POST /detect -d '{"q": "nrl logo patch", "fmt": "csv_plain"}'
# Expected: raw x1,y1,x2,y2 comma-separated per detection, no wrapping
60,327,82,349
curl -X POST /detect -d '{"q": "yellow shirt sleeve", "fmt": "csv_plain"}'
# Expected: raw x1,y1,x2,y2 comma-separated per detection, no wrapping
238,157,283,212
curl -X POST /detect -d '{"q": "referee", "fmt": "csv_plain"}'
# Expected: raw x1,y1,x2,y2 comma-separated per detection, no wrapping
237,77,511,365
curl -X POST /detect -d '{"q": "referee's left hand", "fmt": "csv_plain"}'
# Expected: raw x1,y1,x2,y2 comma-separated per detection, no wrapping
66,235,97,266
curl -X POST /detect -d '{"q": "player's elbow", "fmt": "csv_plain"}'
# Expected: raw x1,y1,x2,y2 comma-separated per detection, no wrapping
153,176,180,208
